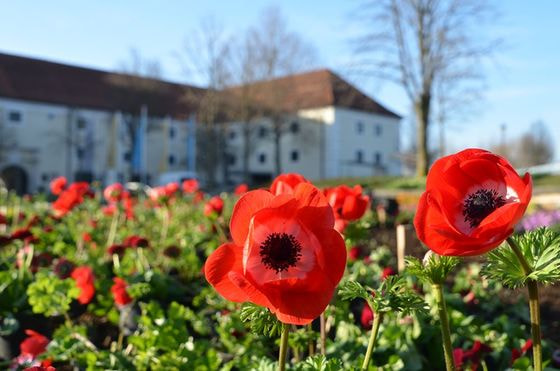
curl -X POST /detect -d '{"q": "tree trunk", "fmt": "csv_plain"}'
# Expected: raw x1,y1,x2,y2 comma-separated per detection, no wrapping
414,92,430,177
242,121,251,184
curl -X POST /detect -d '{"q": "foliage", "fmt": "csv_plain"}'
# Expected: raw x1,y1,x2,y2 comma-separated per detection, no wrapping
406,253,460,285
483,228,560,288
239,303,283,338
26,270,79,316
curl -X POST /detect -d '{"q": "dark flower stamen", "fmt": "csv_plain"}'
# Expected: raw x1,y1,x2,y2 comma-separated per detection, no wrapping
259,232,302,273
463,189,506,228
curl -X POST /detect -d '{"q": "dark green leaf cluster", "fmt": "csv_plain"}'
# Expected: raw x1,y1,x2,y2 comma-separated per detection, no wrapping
406,253,460,285
26,270,79,316
339,276,427,316
295,355,343,371
239,303,283,338
483,228,560,288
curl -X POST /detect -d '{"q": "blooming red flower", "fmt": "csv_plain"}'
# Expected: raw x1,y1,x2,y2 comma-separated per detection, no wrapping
49,176,67,195
103,183,124,203
0,213,6,225
454,340,492,371
348,246,362,261
111,277,133,306
54,258,75,279
23,366,56,371
204,196,224,217
182,179,199,193
360,302,374,329
123,235,149,248
204,183,347,325
102,204,117,216
165,182,180,195
107,244,128,257
234,183,249,196
71,266,95,304
20,329,49,357
325,185,370,221
270,173,310,195
11,227,33,241
52,182,90,216
414,149,532,256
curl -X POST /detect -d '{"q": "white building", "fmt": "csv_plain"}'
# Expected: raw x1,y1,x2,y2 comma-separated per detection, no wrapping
0,54,401,194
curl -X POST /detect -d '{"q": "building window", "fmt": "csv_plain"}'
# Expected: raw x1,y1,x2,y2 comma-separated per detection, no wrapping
41,173,49,182
124,152,132,162
258,153,267,164
8,110,22,123
77,148,85,160
258,126,267,138
375,152,382,165
291,150,299,162
169,127,175,139
290,121,299,134
227,153,236,166
77,117,87,129
356,121,364,134
229,130,236,140
168,155,176,165
356,150,363,164
375,124,382,136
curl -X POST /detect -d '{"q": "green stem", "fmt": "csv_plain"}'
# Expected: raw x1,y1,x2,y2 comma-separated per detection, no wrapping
433,284,455,371
361,311,383,370
507,237,542,371
278,324,290,371
307,323,315,356
320,312,326,355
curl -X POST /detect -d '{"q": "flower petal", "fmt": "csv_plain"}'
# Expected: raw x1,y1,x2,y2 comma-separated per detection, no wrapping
230,190,274,246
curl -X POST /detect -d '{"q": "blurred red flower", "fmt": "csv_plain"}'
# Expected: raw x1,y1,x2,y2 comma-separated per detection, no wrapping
107,244,128,257
325,185,370,221
381,266,397,280
204,183,346,325
103,183,124,203
52,182,90,217
270,173,309,195
20,329,49,357
111,277,133,306
414,149,532,256
0,213,6,225
123,235,149,248
234,183,249,196
49,176,67,195
71,266,95,304
360,302,374,329
204,196,224,217
454,340,492,371
11,227,33,241
182,179,199,193
348,246,362,261
54,258,75,279
511,339,533,364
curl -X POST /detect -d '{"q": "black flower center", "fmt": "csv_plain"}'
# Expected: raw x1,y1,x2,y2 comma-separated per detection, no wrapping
462,189,506,228
259,233,302,273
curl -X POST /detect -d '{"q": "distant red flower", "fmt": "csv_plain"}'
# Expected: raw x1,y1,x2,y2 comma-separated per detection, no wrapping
71,266,95,304
204,196,224,217
0,235,10,246
0,213,6,225
234,183,249,196
454,340,492,371
54,258,75,279
103,183,124,203
163,245,181,258
511,339,533,363
381,267,397,280
111,277,133,306
360,302,374,329
182,179,199,193
123,235,149,248
414,149,532,256
107,244,128,257
102,204,117,216
20,329,49,357
204,183,346,325
349,246,362,261
30,252,53,273
165,182,180,195
49,176,67,195
11,227,33,241
82,232,92,243
23,366,56,371
121,191,135,220
52,182,90,217
270,173,310,195
193,190,204,203
325,185,370,221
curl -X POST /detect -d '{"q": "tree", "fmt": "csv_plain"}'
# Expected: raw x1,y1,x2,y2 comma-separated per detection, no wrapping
515,121,554,167
354,0,497,175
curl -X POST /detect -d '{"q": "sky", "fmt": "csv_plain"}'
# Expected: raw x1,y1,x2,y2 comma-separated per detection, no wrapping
1,1,559,159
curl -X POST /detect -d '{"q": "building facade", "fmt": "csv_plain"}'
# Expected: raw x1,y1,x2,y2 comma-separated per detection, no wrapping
0,53,400,194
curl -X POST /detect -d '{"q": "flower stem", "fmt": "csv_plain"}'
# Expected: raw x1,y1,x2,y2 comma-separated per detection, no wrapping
433,283,455,371
320,313,326,355
307,323,315,356
278,324,290,371
507,237,542,371
361,311,383,370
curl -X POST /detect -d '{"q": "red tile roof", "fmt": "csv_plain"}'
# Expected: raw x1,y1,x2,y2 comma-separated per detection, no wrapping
226,69,401,119
0,53,203,118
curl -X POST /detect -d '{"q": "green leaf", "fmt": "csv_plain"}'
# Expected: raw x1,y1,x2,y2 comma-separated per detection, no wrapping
27,271,79,316
239,303,282,338
338,281,370,303
406,253,459,285
483,228,560,288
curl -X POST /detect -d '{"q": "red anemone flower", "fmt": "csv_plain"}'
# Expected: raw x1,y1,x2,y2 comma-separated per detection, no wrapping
123,235,149,248
103,183,124,203
111,277,133,306
204,183,347,325
511,339,533,363
182,179,199,193
234,183,249,196
20,329,49,357
71,266,95,304
49,176,67,195
204,196,224,217
325,185,370,221
414,149,532,256
270,173,310,195
165,182,180,195
381,266,397,280
360,302,374,329
52,182,90,216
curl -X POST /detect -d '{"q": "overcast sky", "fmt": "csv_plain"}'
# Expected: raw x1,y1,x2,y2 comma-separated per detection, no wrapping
1,1,559,159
